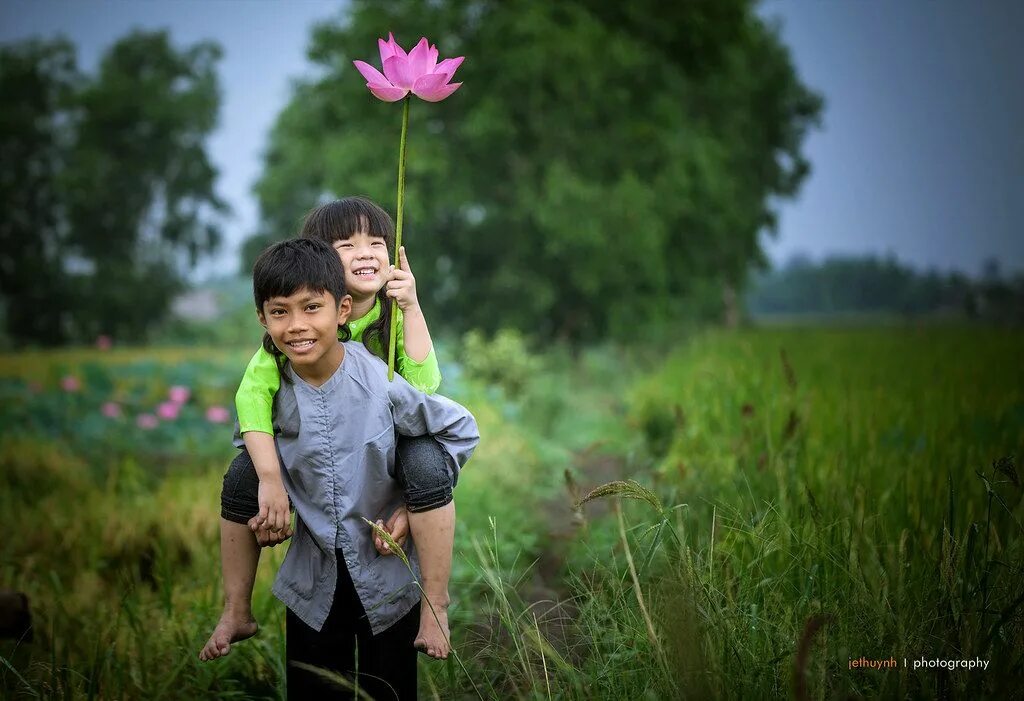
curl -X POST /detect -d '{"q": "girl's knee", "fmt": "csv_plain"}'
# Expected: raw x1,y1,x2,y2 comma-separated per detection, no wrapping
394,436,457,512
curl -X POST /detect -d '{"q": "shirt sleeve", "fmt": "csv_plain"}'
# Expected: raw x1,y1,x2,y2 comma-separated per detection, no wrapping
234,345,281,435
394,308,442,394
387,372,479,477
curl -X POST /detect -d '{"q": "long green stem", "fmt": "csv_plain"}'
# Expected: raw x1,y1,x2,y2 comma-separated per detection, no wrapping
388,95,411,381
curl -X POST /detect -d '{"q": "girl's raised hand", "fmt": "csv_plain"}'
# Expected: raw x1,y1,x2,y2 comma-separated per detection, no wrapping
385,246,420,313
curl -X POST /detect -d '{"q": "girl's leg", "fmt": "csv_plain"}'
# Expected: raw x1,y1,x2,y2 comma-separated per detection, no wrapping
199,450,262,661
393,435,457,660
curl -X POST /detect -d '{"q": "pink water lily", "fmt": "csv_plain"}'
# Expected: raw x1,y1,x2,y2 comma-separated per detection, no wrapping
205,405,231,424
136,413,159,430
168,385,191,404
353,34,463,103
101,401,122,419
156,401,180,421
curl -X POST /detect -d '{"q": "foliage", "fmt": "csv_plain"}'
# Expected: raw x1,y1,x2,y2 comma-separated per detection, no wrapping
747,253,1024,321
5,325,1020,697
0,32,226,347
247,0,823,343
460,328,540,398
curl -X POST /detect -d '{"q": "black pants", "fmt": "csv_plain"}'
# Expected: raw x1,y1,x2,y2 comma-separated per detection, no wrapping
221,434,456,524
287,551,420,700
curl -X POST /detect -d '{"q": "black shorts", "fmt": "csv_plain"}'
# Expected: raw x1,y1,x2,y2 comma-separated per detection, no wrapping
220,434,457,524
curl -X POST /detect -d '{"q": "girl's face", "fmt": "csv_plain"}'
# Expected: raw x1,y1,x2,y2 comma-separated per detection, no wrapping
332,231,390,301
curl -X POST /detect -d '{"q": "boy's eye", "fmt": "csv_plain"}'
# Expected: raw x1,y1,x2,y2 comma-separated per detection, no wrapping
306,304,322,312
269,309,285,316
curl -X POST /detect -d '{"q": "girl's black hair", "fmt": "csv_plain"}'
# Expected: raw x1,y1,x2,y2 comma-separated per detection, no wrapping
252,238,352,383
299,196,395,363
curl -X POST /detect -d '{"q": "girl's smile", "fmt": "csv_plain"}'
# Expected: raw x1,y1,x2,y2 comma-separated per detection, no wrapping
333,231,390,300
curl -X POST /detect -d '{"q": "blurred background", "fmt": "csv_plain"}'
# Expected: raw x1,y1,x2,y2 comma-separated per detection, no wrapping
1,1,1022,699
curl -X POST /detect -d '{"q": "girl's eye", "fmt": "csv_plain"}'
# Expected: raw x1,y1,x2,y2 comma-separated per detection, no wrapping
371,241,385,247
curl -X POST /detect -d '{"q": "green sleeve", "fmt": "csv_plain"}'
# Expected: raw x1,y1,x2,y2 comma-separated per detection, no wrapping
395,308,442,394
234,345,281,434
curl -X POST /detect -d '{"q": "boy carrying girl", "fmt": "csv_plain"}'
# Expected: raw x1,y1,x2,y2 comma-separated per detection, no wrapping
225,237,478,699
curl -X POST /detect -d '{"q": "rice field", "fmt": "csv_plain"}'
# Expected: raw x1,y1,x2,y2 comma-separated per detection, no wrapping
1,325,1021,699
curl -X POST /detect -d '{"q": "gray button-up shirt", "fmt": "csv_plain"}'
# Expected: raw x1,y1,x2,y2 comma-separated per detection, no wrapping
235,341,479,634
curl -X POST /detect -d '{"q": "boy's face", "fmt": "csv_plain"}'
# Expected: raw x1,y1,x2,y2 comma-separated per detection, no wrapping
332,231,390,301
259,286,352,377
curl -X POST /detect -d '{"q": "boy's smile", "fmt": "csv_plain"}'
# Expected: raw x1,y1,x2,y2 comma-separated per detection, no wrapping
259,286,352,386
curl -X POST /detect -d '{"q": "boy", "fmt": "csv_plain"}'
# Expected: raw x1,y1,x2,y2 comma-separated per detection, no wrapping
242,237,478,699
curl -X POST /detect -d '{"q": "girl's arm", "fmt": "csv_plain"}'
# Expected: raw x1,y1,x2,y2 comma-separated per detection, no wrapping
387,246,442,393
235,346,290,533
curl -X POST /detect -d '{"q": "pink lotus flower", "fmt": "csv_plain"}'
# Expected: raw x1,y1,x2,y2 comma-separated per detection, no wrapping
205,405,231,424
60,375,81,392
353,34,463,103
101,402,122,419
136,413,159,430
156,401,180,421
95,335,112,350
168,385,191,404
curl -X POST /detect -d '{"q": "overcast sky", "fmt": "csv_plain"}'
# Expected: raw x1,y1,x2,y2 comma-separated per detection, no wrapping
2,0,1022,278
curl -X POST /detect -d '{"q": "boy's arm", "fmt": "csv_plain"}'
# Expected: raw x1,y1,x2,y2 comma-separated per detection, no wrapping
235,346,289,532
387,372,479,474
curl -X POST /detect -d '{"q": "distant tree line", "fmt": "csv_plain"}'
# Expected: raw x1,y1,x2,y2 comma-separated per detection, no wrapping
0,32,224,346
746,254,1024,322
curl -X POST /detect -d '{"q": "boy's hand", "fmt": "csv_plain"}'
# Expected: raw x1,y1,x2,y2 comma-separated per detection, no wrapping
254,479,290,533
385,246,420,313
373,505,409,555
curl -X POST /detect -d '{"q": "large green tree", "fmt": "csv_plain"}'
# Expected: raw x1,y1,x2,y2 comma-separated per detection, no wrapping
0,31,225,346
249,0,822,342
0,39,77,344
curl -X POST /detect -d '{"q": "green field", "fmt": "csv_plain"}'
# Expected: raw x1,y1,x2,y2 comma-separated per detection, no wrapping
1,326,1022,699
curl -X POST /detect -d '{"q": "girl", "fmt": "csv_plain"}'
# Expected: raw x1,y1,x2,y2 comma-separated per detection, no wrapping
200,197,460,662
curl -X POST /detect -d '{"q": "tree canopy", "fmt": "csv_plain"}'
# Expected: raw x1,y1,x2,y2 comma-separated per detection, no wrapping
0,31,225,346
250,0,823,342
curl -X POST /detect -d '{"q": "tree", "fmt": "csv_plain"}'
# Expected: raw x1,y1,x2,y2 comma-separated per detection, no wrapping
0,31,226,346
249,0,822,342
0,39,78,345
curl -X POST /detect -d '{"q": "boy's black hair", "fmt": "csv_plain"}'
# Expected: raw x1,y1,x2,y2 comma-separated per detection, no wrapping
252,238,352,380
299,196,395,364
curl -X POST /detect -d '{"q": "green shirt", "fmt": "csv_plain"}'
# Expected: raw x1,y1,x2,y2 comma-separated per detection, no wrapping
235,298,441,434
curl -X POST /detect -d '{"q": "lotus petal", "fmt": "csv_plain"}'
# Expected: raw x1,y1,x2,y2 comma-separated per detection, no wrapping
353,60,389,86
378,36,397,64
383,54,416,89
416,81,461,103
412,72,449,99
368,83,408,102
407,38,433,80
433,56,465,82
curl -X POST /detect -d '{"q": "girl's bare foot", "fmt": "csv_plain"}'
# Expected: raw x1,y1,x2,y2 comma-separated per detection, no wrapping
414,595,451,659
198,610,258,661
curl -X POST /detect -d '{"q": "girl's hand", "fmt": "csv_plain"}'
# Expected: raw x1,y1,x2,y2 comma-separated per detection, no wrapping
385,246,420,313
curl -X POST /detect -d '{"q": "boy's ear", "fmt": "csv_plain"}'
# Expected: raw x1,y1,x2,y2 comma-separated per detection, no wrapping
256,308,268,329
336,294,353,325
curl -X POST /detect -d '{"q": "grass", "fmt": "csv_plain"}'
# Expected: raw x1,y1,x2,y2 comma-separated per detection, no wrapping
1,324,1022,699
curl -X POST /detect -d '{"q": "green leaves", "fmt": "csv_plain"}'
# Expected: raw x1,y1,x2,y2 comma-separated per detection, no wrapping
0,32,226,346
